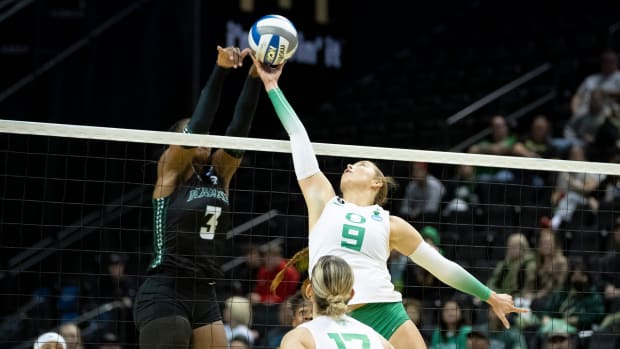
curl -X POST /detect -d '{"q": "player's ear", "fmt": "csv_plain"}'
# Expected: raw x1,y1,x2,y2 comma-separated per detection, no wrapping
370,179,383,191
304,282,313,299
349,289,355,302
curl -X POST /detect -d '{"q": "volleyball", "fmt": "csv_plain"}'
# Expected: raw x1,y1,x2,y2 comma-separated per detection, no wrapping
248,14,298,66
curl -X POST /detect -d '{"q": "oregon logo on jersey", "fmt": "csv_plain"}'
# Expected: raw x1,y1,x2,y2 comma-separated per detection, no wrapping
341,212,366,251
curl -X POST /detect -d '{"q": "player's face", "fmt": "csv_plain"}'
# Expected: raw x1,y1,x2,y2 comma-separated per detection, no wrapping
194,146,212,160
341,161,378,187
291,300,313,327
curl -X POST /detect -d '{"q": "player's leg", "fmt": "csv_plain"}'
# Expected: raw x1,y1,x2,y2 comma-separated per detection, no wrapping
134,276,194,349
139,316,192,349
389,320,427,349
349,302,426,349
191,321,228,349
190,281,228,349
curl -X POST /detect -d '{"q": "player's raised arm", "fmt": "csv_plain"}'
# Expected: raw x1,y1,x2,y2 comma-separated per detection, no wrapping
251,57,335,229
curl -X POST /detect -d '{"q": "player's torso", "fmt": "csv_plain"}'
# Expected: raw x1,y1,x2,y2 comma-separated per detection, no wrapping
309,197,401,304
300,315,385,349
150,167,231,277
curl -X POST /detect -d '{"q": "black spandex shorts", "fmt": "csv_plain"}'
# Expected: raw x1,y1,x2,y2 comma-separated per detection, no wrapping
133,274,221,330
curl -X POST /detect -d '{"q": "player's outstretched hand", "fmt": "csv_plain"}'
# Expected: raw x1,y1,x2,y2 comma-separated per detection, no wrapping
216,45,252,69
250,52,285,90
486,292,529,328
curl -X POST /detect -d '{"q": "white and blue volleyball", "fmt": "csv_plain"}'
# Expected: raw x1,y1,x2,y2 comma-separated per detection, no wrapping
248,14,298,66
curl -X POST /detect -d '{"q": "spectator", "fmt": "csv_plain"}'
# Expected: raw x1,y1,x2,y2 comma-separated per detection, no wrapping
512,115,557,159
58,323,83,349
103,254,137,342
487,233,536,298
600,167,620,210
223,296,258,345
599,219,620,314
443,164,480,216
430,298,472,349
249,244,300,344
250,244,300,304
403,298,429,343
249,243,300,304
288,291,313,327
403,298,423,326
102,254,137,308
536,259,605,332
570,49,620,119
388,249,409,294
468,115,517,183
512,115,558,189
259,291,313,348
526,229,568,303
226,243,264,297
33,332,66,349
466,330,490,349
564,89,609,148
548,146,605,231
399,162,445,221
589,102,620,162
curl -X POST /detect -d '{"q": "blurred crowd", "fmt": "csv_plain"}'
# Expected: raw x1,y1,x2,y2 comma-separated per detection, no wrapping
8,50,620,349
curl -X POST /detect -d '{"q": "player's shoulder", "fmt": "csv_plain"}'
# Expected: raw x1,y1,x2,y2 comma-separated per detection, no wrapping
388,214,409,226
280,326,313,349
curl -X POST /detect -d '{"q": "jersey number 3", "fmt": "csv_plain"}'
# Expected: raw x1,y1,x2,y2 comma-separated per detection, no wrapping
327,333,370,349
200,205,222,240
341,212,366,252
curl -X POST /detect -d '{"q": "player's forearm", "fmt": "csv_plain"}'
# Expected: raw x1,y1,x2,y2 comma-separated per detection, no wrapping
226,75,260,137
408,241,491,301
268,88,320,179
222,75,261,158
268,88,305,135
185,65,230,134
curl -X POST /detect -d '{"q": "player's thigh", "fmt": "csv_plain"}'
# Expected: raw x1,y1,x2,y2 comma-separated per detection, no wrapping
191,320,228,349
389,320,427,349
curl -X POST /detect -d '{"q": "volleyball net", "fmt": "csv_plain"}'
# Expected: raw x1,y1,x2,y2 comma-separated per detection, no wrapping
2,119,620,349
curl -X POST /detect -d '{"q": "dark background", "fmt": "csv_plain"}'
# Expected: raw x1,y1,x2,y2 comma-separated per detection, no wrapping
2,0,618,146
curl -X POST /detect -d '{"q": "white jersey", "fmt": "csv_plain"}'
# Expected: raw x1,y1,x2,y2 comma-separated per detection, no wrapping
299,315,386,349
309,196,401,305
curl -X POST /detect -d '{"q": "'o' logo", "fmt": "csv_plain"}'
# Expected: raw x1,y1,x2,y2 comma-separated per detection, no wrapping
345,212,366,224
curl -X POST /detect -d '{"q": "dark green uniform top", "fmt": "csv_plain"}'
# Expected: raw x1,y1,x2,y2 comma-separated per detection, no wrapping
148,166,231,280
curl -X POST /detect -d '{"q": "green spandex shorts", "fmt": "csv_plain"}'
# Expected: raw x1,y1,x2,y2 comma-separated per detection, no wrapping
349,302,411,340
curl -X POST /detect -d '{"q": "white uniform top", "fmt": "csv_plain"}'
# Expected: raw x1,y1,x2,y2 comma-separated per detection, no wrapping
299,315,386,349
309,196,402,305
